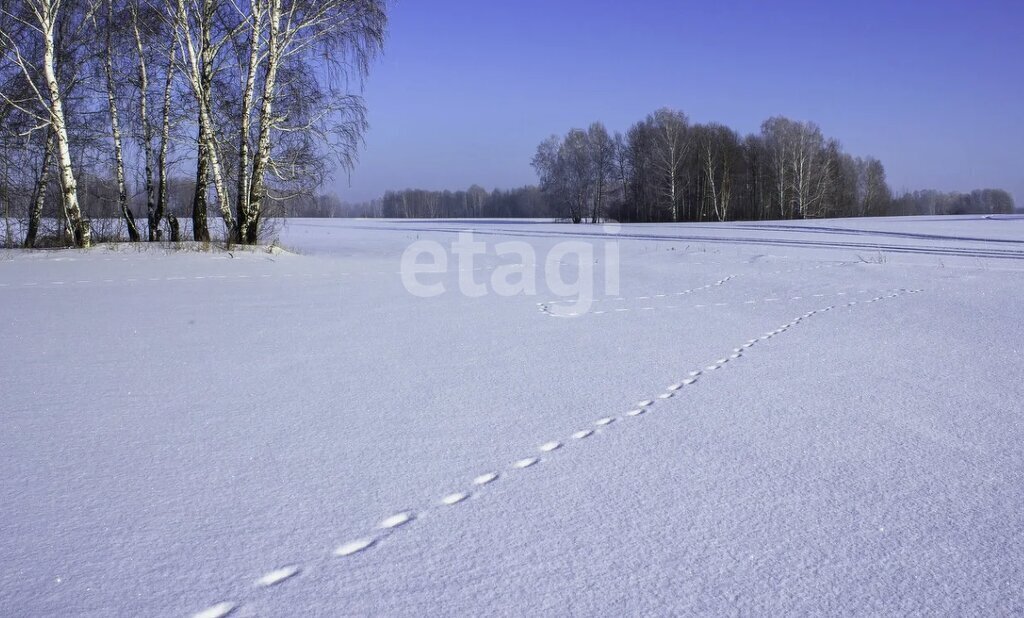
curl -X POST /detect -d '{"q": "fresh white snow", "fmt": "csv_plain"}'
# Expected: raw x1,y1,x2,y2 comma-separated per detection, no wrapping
1,215,1023,616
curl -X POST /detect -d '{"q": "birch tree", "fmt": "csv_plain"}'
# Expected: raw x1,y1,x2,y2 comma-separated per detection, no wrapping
101,0,140,241
761,116,792,219
155,31,177,239
229,0,264,243
174,0,235,241
587,122,614,223
23,128,53,247
128,0,166,240
760,117,833,218
789,124,830,218
696,123,740,222
124,0,180,241
649,108,689,221
233,0,385,244
1,0,93,246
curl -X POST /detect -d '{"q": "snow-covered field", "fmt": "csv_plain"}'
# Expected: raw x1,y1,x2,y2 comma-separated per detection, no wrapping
2,216,1023,616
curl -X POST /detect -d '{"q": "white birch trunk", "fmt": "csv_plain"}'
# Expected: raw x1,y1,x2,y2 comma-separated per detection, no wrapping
132,9,158,240
234,4,264,244
157,37,175,238
40,1,88,247
244,0,283,244
177,0,234,240
105,1,140,241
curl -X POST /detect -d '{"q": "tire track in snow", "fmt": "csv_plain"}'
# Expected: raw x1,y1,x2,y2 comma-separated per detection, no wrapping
191,287,924,617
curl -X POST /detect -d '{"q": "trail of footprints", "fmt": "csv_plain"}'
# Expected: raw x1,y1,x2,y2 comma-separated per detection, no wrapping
192,285,923,618
543,288,910,318
540,262,848,308
539,263,856,317
538,275,738,317
542,274,739,307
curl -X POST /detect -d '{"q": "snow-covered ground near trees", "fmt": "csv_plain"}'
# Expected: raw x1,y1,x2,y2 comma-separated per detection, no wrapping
2,215,1023,616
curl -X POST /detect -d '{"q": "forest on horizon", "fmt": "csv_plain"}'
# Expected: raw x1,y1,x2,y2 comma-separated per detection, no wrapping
331,109,1016,223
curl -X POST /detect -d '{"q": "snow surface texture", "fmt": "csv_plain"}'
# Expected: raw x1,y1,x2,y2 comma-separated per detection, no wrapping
1,216,1023,616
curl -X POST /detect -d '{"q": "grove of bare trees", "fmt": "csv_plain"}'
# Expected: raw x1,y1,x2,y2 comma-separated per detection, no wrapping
530,108,1015,223
0,0,385,248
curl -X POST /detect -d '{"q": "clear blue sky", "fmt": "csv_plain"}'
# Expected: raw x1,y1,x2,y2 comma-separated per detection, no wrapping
336,0,1024,207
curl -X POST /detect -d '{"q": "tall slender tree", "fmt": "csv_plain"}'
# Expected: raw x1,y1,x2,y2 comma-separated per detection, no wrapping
587,122,614,223
649,108,690,221
101,0,140,241
1,0,92,246
236,0,386,244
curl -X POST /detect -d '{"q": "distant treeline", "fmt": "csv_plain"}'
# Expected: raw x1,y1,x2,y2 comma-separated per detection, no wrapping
889,189,1016,217
307,184,1018,221
330,109,1014,222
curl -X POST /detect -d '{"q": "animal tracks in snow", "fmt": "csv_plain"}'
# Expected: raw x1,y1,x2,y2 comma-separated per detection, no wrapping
256,566,300,588
537,263,850,316
193,285,923,617
539,275,739,315
333,538,376,557
473,472,499,485
379,512,414,529
441,492,470,506
539,441,562,452
192,601,236,618
539,287,908,318
513,457,540,469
